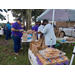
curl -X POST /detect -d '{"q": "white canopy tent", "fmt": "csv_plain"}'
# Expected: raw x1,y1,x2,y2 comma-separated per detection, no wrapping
36,9,75,21
36,9,75,46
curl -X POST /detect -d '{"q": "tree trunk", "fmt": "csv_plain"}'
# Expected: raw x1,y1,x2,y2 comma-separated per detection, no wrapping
29,9,32,29
22,17,25,25
25,9,32,30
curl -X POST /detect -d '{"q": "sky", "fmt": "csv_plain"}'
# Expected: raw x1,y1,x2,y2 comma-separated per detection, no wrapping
0,10,16,23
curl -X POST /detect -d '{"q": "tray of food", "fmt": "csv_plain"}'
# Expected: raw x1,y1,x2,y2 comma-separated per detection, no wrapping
39,48,66,59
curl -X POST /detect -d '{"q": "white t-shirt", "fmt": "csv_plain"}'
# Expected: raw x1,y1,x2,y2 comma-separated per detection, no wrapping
41,23,56,46
38,25,44,39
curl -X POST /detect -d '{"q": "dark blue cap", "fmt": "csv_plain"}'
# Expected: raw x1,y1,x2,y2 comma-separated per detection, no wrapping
17,18,22,22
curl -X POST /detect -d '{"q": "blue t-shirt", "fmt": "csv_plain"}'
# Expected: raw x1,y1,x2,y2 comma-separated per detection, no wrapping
12,22,22,36
6,24,11,30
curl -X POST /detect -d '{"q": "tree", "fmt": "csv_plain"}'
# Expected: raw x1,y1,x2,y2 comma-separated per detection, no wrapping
0,9,8,20
11,9,32,29
31,9,45,21
26,9,32,29
11,9,45,29
11,9,27,25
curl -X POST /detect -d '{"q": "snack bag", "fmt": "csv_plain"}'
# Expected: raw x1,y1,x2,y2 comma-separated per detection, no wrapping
32,32,37,40
29,41,35,50
32,44,41,56
23,32,27,41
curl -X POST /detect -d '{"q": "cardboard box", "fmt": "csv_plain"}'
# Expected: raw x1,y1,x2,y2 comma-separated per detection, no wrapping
66,37,75,41
54,28,64,38
60,32,64,38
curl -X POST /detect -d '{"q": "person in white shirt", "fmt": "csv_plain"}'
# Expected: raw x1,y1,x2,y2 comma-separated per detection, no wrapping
40,19,56,48
37,23,44,39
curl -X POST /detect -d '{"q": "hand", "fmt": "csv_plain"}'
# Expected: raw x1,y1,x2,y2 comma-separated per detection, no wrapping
32,30,35,33
19,29,24,32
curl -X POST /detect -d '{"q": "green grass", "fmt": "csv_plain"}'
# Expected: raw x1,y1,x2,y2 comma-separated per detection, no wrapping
0,35,75,65
0,35,30,65
56,41,75,65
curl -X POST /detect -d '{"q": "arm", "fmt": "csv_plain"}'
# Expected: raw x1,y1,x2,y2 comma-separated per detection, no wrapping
11,23,19,32
32,30,35,33
11,28,19,32
37,31,42,34
6,26,8,30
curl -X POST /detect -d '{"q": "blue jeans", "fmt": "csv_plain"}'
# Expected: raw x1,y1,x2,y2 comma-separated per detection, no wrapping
5,29,11,40
5,30,9,40
9,30,11,39
12,35,21,53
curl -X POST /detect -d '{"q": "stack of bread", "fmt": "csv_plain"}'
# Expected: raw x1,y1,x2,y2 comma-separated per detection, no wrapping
44,48,60,57
36,48,69,65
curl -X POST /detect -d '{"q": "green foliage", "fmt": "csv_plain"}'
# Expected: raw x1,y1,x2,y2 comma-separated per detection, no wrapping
11,9,45,20
0,23,7,27
32,9,45,19
0,9,8,20
11,9,27,18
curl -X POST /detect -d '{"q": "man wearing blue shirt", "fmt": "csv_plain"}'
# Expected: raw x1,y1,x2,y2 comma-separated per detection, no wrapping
5,22,11,40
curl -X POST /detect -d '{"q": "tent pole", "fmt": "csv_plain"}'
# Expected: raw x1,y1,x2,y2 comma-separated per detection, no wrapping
68,20,70,28
50,9,55,47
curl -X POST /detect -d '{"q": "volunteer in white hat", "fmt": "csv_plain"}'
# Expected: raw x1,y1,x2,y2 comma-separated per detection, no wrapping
40,19,56,48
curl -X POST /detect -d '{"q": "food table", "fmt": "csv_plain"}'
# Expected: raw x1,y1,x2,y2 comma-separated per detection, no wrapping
56,36,69,41
56,36,74,52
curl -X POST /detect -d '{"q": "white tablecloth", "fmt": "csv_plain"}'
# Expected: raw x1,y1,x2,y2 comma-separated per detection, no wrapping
21,37,38,43
56,36,69,41
28,49,39,65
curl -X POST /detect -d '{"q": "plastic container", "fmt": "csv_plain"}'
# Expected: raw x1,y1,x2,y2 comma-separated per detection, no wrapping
39,49,66,59
61,39,66,42
27,34,32,39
